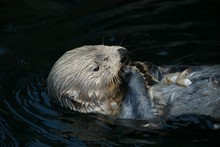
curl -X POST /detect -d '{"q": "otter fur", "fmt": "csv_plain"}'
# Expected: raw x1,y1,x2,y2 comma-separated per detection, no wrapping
47,45,220,120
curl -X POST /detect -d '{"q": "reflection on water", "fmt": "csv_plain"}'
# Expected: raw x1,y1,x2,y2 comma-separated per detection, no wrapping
0,0,220,146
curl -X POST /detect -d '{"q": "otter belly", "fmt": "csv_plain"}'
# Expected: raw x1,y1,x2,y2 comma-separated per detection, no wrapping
120,65,220,120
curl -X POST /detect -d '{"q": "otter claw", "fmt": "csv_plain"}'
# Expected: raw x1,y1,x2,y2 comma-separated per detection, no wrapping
176,78,192,87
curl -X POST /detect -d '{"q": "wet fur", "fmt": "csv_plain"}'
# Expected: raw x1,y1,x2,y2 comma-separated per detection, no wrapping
47,45,220,120
121,65,220,120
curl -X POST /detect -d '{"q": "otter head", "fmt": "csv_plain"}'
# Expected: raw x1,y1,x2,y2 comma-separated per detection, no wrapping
47,45,128,115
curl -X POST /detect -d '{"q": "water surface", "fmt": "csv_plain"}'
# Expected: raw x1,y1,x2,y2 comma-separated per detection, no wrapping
1,0,220,146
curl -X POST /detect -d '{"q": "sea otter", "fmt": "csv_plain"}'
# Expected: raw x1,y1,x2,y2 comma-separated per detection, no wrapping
47,45,220,120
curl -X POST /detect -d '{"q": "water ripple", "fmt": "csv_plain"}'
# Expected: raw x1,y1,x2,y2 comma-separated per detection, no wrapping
1,0,220,146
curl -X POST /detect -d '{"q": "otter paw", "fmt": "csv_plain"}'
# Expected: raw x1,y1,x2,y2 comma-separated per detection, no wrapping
163,68,192,87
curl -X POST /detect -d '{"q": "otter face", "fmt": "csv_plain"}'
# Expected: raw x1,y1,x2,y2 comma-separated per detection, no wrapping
47,45,127,115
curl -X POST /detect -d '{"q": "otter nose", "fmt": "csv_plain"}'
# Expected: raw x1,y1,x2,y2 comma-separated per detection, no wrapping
118,48,127,63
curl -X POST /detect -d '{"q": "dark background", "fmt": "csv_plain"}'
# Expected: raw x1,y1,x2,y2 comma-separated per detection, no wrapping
0,0,220,146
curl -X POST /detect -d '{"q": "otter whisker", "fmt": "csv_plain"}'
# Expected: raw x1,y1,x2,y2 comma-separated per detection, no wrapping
119,35,126,46
102,34,105,45
87,104,94,112
90,99,97,108
112,78,116,84
64,98,69,109
97,101,105,112
70,102,75,111
61,97,67,108
60,97,65,107
116,76,121,84
114,78,118,85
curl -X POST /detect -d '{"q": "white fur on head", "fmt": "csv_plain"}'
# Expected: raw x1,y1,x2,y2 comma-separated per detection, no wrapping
47,45,126,114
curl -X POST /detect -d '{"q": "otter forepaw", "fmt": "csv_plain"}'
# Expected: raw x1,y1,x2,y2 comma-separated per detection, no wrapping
163,68,192,87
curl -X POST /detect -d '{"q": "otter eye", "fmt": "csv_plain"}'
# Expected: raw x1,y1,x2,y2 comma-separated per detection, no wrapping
93,66,100,71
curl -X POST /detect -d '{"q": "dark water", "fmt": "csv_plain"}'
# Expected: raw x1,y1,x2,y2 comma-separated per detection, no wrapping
1,0,220,146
